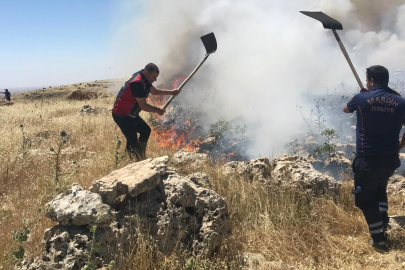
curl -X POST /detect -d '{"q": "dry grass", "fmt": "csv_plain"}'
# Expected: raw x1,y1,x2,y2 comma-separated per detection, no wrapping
1,89,405,270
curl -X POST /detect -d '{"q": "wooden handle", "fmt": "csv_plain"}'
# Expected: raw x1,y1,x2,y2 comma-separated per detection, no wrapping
162,54,210,110
332,30,364,89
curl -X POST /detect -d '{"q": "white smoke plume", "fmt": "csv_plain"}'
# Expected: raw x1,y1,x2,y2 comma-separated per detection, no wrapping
110,0,405,157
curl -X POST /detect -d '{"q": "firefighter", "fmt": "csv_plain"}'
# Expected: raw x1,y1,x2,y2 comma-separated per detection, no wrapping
112,63,180,160
1,89,11,102
343,65,405,252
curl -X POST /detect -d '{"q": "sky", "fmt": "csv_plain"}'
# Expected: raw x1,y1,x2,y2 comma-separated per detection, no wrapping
0,0,120,90
1,0,405,157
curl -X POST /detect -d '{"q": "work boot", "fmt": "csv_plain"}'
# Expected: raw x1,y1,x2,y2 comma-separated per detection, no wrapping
138,142,148,160
369,232,389,252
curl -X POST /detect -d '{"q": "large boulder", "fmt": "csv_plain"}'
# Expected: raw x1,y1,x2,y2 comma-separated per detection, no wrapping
45,183,115,227
90,156,169,206
271,155,340,195
117,172,230,256
17,157,230,270
222,157,271,182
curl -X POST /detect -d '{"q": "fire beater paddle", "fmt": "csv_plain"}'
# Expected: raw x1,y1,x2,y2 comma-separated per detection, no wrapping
162,32,217,110
300,11,364,89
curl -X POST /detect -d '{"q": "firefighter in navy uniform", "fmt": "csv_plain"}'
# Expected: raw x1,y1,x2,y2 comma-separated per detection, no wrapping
343,65,405,252
1,89,11,101
112,63,180,160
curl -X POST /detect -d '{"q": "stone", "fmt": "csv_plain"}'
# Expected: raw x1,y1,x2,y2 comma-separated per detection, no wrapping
388,174,405,195
80,104,97,114
16,225,116,270
91,156,169,206
17,156,230,269
172,150,209,168
198,136,218,151
222,157,271,182
311,156,352,180
271,155,340,195
119,172,230,257
45,183,115,227
187,172,211,188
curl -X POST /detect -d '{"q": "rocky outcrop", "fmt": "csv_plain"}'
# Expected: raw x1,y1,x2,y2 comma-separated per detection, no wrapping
172,150,210,168
223,157,272,182
17,156,230,270
311,156,352,180
271,155,340,195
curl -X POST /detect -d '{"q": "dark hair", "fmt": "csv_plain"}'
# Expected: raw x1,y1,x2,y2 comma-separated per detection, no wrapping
144,63,159,74
366,65,389,87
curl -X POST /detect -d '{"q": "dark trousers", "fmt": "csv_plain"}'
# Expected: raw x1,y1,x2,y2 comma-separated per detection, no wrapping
353,154,399,235
112,113,151,159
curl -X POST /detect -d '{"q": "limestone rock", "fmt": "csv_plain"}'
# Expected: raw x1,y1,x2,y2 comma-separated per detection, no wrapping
45,183,115,227
388,174,405,195
17,156,230,269
118,172,230,256
271,155,340,195
91,156,169,206
223,157,271,182
172,150,209,168
311,156,352,180
80,104,97,114
188,172,211,188
198,136,218,151
17,225,116,270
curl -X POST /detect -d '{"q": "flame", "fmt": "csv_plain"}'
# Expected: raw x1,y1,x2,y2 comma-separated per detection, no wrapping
171,76,186,89
229,152,237,157
151,75,200,151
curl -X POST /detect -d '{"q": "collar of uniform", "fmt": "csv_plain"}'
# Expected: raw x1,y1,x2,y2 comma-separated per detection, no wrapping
139,69,152,86
370,85,388,92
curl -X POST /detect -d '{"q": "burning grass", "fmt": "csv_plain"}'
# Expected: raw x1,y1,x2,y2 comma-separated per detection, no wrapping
0,93,405,269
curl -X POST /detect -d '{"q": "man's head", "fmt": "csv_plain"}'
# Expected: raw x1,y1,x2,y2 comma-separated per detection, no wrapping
366,65,389,90
143,63,159,84
5,89,8,92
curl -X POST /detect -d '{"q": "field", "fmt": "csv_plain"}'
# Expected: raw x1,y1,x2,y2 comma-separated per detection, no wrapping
1,82,405,270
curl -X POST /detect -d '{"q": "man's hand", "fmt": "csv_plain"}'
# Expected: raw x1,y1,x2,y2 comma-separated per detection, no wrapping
156,108,166,116
172,89,181,96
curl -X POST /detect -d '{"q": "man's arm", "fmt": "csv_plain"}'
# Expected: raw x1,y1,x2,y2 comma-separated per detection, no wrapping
150,86,180,96
343,105,351,113
136,98,165,115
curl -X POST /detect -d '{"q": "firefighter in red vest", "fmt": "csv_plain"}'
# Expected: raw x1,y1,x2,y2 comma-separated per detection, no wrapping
112,63,180,160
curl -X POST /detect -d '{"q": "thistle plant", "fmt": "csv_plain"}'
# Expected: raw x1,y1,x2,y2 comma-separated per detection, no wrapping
50,130,68,184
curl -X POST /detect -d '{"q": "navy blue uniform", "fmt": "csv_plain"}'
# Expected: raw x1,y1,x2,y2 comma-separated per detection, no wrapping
347,85,405,236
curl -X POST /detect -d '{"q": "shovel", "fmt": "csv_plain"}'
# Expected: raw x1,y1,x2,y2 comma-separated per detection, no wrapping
300,11,364,89
162,32,217,110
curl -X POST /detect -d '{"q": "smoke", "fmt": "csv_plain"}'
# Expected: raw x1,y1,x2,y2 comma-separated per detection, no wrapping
111,0,405,158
